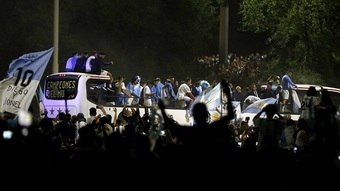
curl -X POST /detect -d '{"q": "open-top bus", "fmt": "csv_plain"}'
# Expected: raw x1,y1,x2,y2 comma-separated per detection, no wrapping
42,72,194,125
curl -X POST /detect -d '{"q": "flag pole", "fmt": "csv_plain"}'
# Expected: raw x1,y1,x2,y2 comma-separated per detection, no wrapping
53,0,59,73
220,82,223,119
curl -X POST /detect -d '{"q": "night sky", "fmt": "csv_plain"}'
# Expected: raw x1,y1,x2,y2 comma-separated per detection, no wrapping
0,1,267,82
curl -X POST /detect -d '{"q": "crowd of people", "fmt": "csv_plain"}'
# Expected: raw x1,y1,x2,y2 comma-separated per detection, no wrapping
197,53,263,87
1,77,339,178
0,52,339,185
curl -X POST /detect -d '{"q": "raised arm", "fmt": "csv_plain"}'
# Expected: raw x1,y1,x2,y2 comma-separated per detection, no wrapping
97,105,107,116
158,100,174,125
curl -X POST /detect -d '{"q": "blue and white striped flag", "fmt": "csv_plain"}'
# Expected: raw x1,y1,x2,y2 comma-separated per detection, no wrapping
190,83,242,122
191,83,222,112
0,48,54,115
241,97,278,114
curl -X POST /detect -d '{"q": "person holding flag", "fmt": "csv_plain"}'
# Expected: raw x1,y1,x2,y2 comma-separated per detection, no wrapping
158,79,235,161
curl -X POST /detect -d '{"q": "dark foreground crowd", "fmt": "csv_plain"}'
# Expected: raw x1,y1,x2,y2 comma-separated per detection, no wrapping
1,81,340,187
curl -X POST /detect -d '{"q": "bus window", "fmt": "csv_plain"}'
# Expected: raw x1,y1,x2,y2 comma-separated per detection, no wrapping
86,79,114,107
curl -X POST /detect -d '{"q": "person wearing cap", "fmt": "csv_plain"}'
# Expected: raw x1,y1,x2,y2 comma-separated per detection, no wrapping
200,80,210,92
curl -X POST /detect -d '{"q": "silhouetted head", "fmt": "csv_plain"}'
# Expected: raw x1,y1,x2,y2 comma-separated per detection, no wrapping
89,107,97,116
262,104,277,118
306,86,317,97
192,102,210,126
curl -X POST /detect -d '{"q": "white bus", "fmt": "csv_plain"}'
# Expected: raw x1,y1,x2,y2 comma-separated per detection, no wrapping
241,83,340,126
42,72,193,125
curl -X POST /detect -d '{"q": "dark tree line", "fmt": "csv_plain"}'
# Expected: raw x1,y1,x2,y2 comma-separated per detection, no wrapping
240,0,340,86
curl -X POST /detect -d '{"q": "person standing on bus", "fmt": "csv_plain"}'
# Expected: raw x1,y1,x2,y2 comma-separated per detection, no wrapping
85,51,97,73
151,78,164,106
114,76,127,106
86,51,114,87
96,52,113,82
176,77,195,109
140,80,153,107
74,52,88,73
127,75,142,106
281,69,297,112
260,81,277,99
65,52,80,72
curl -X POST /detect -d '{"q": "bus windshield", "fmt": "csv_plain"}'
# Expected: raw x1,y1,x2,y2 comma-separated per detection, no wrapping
45,75,79,100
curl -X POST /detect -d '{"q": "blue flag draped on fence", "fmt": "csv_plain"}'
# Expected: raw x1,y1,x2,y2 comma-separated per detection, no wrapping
0,48,54,115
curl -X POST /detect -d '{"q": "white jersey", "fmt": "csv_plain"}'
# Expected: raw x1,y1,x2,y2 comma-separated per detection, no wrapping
177,83,191,100
85,56,96,72
300,95,319,120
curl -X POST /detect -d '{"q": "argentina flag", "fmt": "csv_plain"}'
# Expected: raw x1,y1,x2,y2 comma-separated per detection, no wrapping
191,83,222,112
190,83,241,122
0,48,54,115
242,97,278,114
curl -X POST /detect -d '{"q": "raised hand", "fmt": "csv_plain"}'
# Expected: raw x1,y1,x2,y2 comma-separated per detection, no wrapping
221,79,231,98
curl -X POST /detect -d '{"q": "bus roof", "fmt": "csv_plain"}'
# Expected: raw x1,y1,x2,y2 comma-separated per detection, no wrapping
262,83,340,94
46,72,111,80
294,84,340,93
